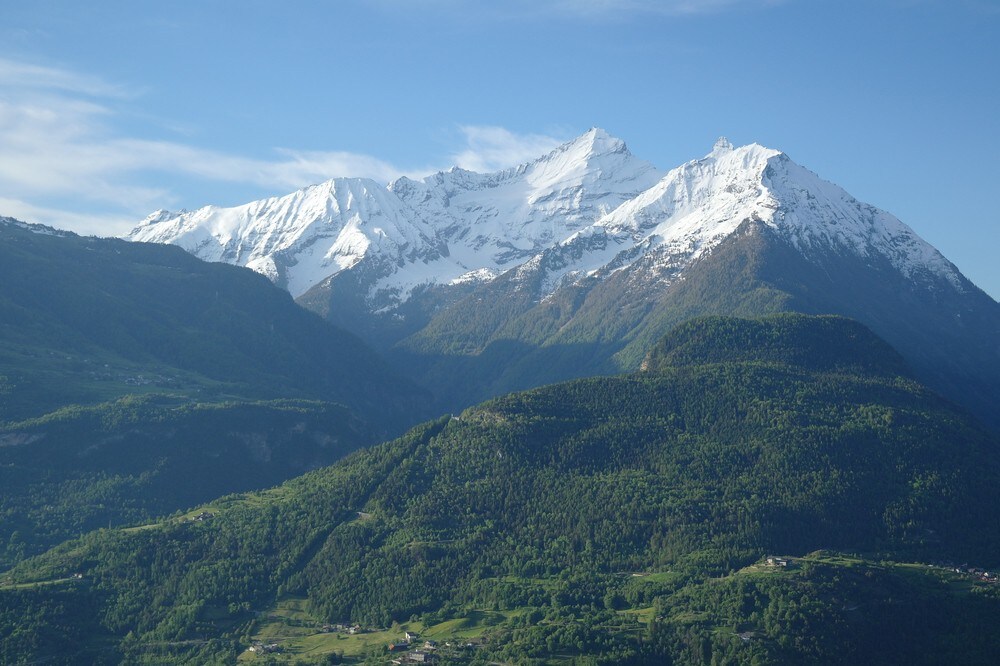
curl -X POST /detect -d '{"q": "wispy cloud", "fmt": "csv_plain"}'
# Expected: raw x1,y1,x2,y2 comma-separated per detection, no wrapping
0,90,416,208
0,57,134,98
0,58,568,235
450,126,565,173
266,148,424,188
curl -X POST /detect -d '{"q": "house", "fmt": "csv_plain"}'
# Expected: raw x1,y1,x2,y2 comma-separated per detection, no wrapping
392,652,434,664
388,642,410,652
766,556,788,567
404,631,419,642
248,642,281,654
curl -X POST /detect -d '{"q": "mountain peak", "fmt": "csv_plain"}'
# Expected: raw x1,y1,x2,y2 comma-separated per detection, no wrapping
138,209,181,227
557,126,629,161
711,136,734,155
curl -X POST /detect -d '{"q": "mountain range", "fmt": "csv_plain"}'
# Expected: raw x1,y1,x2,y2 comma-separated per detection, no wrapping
129,129,1000,428
3,129,1000,665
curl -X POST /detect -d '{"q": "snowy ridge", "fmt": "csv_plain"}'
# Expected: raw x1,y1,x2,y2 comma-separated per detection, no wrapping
389,127,662,271
127,130,966,308
0,216,73,237
130,178,453,297
128,128,662,302
526,138,783,291
762,154,962,289
524,137,963,296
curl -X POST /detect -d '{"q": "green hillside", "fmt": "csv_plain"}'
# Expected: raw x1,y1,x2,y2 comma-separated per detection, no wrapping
0,220,432,570
641,313,911,377
3,315,998,664
0,220,427,431
0,396,371,568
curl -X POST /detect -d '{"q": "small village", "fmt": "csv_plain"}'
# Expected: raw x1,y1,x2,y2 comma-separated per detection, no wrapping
760,554,1000,585
931,561,1000,584
386,631,440,664
240,609,488,664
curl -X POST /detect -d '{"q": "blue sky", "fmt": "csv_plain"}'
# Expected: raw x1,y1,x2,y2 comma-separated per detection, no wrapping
1,0,997,298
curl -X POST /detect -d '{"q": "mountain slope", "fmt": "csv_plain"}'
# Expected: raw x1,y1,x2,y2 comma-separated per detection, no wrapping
0,217,427,429
0,217,430,568
390,127,662,269
642,313,912,377
4,315,999,664
0,396,370,568
613,218,1000,424
131,129,664,349
389,143,999,425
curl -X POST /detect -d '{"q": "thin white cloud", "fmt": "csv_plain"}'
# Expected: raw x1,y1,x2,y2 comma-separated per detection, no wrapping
267,148,426,188
0,57,134,98
450,126,564,173
0,92,417,203
0,58,567,236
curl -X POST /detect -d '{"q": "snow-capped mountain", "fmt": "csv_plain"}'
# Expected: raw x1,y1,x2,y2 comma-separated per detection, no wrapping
509,136,964,299
129,129,963,310
389,128,661,270
128,128,662,301
129,177,449,298
128,129,999,428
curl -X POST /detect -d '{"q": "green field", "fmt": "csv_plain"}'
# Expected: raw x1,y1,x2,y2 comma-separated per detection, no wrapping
238,597,519,663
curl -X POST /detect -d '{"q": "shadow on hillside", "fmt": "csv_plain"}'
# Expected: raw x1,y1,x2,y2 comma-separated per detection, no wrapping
390,339,626,415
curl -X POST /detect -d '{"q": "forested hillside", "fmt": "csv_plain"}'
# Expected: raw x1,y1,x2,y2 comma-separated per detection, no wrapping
3,315,998,664
0,219,431,571
0,397,371,568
